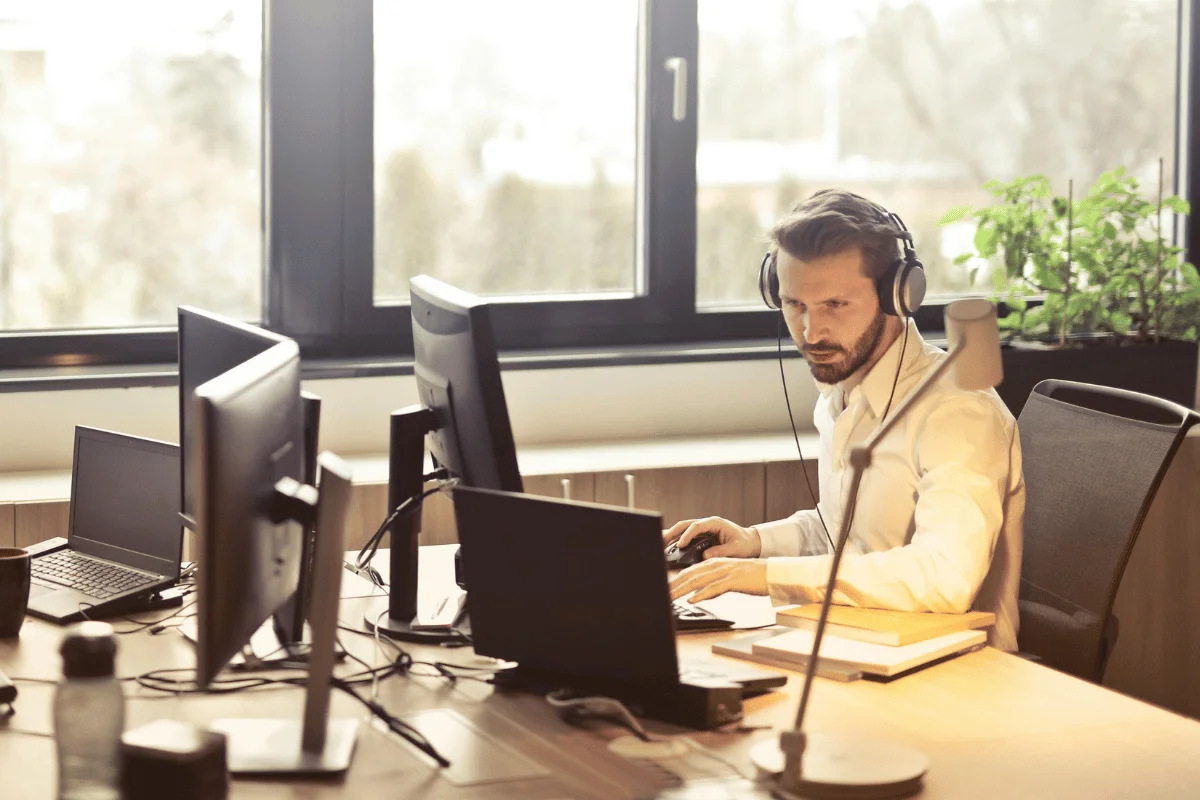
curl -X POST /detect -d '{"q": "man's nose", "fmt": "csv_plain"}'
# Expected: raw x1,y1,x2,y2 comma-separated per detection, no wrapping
802,312,825,343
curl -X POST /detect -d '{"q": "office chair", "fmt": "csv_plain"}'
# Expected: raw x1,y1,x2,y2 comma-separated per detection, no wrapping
1016,379,1200,683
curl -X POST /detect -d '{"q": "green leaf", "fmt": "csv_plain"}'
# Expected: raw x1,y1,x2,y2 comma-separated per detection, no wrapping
1164,196,1191,215
968,267,980,285
973,224,998,256
953,253,973,266
937,205,974,225
1102,221,1118,240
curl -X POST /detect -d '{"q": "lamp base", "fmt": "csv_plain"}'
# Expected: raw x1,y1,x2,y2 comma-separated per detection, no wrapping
750,732,926,800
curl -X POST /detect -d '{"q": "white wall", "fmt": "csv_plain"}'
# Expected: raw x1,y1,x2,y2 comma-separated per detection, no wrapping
0,357,821,473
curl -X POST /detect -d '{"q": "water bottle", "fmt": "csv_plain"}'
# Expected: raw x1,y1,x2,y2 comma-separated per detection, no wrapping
54,621,125,800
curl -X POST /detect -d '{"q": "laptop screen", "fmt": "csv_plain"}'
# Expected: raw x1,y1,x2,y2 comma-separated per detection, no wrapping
69,427,183,577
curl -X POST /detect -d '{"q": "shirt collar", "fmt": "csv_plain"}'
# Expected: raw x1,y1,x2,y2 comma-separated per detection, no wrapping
815,318,926,418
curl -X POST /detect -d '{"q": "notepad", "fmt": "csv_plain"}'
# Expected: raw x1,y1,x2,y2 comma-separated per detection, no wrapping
775,605,995,647
751,628,987,678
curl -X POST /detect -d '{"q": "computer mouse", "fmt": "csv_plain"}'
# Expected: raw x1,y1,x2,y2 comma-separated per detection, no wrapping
665,532,721,569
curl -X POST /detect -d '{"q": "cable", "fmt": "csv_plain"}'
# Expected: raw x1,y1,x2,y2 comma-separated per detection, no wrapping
354,479,458,578
778,315,910,555
131,661,452,767
778,314,834,552
838,321,910,547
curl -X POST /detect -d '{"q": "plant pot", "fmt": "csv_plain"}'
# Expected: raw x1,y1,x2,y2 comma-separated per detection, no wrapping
996,337,1199,417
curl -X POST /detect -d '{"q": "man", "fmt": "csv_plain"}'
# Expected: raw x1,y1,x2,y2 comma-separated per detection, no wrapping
665,189,1024,651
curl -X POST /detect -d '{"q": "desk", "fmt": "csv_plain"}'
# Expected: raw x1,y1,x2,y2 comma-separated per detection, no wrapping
4,546,1200,799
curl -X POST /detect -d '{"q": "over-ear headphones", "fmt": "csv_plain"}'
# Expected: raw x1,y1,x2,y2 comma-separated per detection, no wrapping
758,199,927,318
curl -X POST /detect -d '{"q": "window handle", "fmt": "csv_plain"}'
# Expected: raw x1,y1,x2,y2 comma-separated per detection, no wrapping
624,474,636,508
561,478,572,501
665,57,688,121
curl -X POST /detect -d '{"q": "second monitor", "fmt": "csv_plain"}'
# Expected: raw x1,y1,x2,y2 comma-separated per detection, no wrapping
363,275,523,642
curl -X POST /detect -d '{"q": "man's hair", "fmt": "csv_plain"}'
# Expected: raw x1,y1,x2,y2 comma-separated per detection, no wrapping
769,189,902,281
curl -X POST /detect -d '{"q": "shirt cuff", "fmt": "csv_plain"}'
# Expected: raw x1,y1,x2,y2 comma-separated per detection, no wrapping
755,518,805,558
766,555,834,606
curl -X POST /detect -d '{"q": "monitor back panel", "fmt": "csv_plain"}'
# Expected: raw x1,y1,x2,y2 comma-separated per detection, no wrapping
453,486,680,689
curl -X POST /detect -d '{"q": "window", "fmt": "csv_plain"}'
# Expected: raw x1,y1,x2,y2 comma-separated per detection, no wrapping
0,1,261,332
373,1,640,303
696,0,1181,307
1,0,1190,370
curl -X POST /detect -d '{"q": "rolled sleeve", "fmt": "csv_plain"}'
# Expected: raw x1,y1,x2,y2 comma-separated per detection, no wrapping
755,509,830,558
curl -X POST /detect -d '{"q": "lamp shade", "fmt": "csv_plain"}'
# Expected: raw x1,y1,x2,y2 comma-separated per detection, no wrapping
944,299,1003,391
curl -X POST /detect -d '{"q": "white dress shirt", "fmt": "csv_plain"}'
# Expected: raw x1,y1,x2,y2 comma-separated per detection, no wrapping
755,318,1025,651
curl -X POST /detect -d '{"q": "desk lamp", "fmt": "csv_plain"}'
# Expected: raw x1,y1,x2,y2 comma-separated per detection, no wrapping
750,298,1004,799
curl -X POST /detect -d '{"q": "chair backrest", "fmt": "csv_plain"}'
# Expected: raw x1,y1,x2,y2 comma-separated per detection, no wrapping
1017,379,1199,682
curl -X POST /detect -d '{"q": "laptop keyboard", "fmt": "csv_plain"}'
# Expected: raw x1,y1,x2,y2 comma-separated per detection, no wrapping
672,601,734,631
32,551,157,600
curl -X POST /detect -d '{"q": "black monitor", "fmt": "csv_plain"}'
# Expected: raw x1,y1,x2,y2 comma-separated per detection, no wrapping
178,306,320,648
178,305,288,527
192,341,358,773
363,275,522,642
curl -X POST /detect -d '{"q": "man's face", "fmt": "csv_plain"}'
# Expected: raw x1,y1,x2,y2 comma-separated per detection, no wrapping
776,247,890,384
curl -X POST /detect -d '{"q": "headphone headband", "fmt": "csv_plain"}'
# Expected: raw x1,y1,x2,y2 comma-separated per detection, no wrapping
758,198,926,318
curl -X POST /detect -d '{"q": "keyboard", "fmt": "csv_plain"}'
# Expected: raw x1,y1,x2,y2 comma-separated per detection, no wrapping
32,551,157,600
672,601,735,632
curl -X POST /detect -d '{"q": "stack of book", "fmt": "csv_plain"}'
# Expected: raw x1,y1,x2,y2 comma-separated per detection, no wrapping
712,605,994,680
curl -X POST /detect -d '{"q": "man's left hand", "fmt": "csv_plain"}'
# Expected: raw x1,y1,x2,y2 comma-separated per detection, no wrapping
669,558,768,603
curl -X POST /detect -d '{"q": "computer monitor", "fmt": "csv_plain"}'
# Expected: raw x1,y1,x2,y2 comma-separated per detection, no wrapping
363,275,522,642
178,306,320,648
178,305,288,527
192,340,358,773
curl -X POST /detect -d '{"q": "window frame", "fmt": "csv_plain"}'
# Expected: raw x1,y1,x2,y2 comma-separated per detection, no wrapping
0,0,1192,373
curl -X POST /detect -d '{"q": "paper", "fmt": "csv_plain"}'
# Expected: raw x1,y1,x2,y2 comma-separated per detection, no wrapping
686,592,780,630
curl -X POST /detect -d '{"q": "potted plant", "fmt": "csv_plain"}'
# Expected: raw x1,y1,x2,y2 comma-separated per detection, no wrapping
938,164,1200,415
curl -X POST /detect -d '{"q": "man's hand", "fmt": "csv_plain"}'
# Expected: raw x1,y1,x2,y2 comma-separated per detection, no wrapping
669,558,768,603
662,517,762,560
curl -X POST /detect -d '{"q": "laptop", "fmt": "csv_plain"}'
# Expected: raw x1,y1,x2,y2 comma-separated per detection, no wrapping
451,486,787,699
26,427,183,625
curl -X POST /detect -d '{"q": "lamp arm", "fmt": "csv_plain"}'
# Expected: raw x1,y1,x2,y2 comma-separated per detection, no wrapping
789,337,967,736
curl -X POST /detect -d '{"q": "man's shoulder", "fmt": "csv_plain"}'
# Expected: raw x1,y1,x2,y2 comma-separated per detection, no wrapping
911,350,1015,425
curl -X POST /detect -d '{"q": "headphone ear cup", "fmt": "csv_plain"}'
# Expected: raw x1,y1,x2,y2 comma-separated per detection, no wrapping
901,257,927,316
877,258,903,317
878,256,927,318
758,252,781,310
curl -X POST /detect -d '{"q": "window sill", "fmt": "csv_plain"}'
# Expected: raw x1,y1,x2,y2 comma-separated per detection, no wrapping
0,337,843,393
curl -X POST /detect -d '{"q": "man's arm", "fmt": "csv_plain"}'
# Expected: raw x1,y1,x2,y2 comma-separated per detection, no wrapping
763,397,1015,613
754,507,834,558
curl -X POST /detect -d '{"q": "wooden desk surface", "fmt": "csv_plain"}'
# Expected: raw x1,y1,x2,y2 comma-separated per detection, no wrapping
3,547,1200,799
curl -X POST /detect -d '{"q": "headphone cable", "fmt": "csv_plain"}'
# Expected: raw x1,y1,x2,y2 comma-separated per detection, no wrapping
776,315,910,556
777,314,835,552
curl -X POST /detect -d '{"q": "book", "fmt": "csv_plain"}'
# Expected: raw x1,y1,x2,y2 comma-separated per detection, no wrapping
775,605,995,647
752,627,987,678
711,629,864,682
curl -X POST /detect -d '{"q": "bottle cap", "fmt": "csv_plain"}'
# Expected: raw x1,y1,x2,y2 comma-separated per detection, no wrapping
60,621,117,678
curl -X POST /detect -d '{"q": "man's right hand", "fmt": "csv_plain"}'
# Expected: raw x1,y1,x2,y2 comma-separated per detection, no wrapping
662,516,762,560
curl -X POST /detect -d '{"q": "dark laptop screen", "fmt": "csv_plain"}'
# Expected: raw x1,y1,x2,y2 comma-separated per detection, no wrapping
69,427,183,577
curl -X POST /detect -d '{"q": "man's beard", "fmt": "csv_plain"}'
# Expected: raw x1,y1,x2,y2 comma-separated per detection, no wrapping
802,311,888,384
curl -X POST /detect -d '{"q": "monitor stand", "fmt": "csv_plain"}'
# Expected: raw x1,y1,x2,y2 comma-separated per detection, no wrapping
211,454,360,775
362,405,465,645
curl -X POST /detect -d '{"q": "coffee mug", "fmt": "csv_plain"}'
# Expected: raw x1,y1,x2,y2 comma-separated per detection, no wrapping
0,548,31,637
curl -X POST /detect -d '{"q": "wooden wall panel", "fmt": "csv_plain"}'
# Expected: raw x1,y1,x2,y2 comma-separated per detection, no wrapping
593,463,765,529
1105,434,1200,718
523,473,596,504
0,503,13,548
14,501,70,548
764,459,820,523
